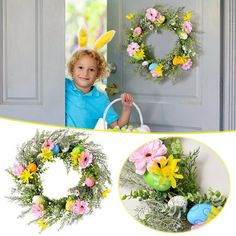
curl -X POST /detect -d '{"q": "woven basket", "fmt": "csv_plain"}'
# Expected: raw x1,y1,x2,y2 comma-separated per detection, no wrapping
96,98,150,132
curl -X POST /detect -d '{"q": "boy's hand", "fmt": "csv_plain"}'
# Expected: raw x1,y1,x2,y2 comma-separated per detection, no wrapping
121,93,134,108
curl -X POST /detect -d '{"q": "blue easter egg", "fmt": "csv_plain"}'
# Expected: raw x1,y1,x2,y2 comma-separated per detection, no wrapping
52,144,60,155
187,203,212,225
148,63,157,71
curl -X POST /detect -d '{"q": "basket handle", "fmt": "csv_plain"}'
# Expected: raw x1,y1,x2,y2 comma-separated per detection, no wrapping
103,98,144,130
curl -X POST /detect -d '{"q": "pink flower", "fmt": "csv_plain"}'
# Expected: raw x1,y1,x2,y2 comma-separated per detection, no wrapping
12,163,24,177
151,70,158,77
145,8,161,22
127,42,140,56
191,222,205,230
42,139,55,150
85,178,95,187
134,27,142,36
79,150,93,168
183,21,192,34
71,200,90,214
182,59,192,70
129,140,167,175
32,204,45,218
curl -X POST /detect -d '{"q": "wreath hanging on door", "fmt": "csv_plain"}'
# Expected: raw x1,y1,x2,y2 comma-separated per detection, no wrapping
7,129,111,231
125,5,197,81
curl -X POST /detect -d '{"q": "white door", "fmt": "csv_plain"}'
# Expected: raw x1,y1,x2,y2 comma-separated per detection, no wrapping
108,0,221,132
0,0,65,126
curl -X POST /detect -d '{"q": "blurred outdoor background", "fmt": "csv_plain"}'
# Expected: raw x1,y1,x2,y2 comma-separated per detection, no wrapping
65,0,107,66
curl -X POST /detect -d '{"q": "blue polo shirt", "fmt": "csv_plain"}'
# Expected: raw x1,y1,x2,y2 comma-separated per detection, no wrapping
65,78,119,129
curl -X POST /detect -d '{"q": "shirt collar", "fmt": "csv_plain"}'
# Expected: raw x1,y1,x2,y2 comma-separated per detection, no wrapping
71,81,100,97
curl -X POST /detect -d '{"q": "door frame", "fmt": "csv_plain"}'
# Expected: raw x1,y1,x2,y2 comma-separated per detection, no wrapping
222,0,236,130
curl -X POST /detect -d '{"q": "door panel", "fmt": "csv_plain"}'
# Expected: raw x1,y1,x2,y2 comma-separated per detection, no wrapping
0,0,65,125
108,0,221,132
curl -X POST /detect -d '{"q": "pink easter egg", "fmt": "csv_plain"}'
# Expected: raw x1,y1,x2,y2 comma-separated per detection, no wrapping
85,178,95,187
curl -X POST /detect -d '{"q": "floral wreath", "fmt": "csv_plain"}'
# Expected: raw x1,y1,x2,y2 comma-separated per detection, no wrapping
120,138,227,232
126,5,197,81
7,129,111,231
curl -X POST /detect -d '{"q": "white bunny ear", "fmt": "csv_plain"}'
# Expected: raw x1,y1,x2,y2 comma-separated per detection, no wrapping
93,30,116,50
78,28,88,48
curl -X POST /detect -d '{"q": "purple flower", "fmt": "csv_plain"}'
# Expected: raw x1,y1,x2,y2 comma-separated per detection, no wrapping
12,163,24,177
79,150,93,169
71,200,90,214
129,140,167,175
182,59,192,70
127,42,140,56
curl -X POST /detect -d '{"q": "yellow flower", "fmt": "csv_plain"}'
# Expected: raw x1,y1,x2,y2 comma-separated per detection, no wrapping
37,219,48,230
41,148,53,162
126,13,135,20
65,199,75,211
20,169,34,183
156,15,165,25
154,64,163,77
148,155,183,188
133,49,145,60
71,151,84,166
206,206,222,223
101,189,111,199
183,11,192,21
172,56,187,65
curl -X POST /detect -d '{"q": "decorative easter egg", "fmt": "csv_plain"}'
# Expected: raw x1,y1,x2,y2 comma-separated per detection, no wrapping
136,125,151,132
148,63,157,71
168,195,187,208
85,178,95,187
32,195,45,205
113,126,120,131
143,172,171,191
52,144,60,155
187,203,212,225
72,146,85,153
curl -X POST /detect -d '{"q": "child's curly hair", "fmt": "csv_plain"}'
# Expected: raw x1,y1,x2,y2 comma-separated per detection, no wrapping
67,49,110,80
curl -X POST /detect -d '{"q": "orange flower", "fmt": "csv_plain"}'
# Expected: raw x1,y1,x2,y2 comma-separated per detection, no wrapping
27,163,37,173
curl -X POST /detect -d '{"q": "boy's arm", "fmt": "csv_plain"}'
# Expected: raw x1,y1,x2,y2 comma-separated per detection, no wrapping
109,93,133,128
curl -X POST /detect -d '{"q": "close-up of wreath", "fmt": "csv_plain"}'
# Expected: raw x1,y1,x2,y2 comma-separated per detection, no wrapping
119,137,227,232
125,5,197,81
7,129,111,231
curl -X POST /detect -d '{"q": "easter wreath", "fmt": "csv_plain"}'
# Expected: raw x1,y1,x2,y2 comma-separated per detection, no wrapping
7,129,111,231
126,5,197,81
120,138,227,232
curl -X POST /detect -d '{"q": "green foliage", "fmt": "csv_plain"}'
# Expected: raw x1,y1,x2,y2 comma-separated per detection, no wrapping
121,189,167,201
176,148,200,195
186,188,227,207
161,137,183,158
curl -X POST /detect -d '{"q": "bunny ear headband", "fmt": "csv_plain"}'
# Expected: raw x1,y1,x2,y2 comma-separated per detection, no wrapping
78,28,116,50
